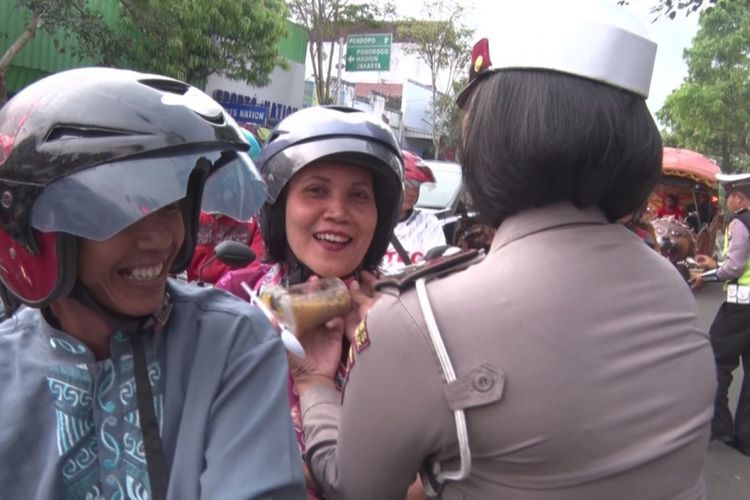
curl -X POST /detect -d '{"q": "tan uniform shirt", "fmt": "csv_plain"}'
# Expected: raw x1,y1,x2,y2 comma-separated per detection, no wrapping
301,203,715,500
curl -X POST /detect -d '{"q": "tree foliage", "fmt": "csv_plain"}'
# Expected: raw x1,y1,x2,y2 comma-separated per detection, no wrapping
0,0,112,104
287,0,393,104
618,0,717,18
651,0,717,18
1,0,289,104
105,0,289,87
397,0,472,159
435,76,466,158
657,0,750,172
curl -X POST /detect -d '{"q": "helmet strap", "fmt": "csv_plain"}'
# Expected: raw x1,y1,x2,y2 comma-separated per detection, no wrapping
0,282,22,320
283,250,368,286
284,251,314,286
64,280,172,500
170,167,207,273
67,280,172,335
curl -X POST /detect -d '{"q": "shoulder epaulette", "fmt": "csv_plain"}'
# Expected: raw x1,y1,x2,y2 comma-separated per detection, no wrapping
375,248,484,294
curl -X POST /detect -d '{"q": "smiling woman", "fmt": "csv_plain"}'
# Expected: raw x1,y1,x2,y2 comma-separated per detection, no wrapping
216,105,404,498
285,163,378,278
217,106,403,291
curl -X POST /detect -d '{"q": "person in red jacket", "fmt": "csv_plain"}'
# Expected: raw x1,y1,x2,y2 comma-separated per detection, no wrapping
655,194,685,219
188,128,266,284
186,212,265,284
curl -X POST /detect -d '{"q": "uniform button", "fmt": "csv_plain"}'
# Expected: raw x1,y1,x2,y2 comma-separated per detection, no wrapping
473,373,494,392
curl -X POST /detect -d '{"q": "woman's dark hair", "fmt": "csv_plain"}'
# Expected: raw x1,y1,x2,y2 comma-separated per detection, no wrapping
460,69,662,227
261,187,289,265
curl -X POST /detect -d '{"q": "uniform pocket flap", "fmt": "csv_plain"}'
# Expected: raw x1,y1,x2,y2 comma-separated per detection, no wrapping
443,363,505,411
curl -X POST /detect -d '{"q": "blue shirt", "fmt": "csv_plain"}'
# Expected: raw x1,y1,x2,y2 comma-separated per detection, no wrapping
0,280,305,500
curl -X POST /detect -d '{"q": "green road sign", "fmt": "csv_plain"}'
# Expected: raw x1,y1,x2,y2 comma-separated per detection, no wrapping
345,33,392,72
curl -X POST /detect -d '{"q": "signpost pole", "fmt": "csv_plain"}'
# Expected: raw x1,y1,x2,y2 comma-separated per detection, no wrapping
336,37,344,104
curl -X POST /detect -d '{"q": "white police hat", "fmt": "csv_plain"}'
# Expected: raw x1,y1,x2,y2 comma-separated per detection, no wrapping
456,0,657,108
716,173,750,191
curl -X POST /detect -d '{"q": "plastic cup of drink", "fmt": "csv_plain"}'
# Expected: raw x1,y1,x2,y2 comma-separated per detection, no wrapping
260,277,352,335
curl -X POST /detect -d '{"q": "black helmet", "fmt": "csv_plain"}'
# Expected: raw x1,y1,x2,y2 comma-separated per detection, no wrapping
0,67,266,307
258,106,403,274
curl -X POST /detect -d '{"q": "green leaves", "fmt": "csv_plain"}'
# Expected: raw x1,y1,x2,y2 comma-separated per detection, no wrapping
397,0,472,159
105,0,288,86
658,0,750,172
649,0,718,19
288,0,393,104
16,0,114,62
2,0,289,100
0,1,116,103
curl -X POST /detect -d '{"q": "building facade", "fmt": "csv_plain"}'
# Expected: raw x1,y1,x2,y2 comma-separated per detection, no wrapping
0,2,308,137
206,22,308,134
304,38,445,159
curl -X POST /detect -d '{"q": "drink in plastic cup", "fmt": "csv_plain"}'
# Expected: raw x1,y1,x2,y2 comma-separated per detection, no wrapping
260,277,352,334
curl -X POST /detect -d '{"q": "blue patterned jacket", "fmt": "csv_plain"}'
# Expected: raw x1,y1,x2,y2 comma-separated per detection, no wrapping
0,280,305,500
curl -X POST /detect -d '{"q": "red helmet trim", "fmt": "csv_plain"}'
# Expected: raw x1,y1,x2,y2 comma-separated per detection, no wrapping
403,151,436,184
0,231,76,307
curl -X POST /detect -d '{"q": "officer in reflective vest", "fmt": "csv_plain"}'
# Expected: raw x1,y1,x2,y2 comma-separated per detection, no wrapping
691,172,750,456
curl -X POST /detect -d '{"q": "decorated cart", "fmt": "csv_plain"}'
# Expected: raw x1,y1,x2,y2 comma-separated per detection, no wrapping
647,147,722,267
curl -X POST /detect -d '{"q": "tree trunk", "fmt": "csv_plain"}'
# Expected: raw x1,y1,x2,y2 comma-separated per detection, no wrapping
316,41,326,103
431,77,439,159
322,36,335,104
0,73,7,108
314,0,326,104
721,137,732,173
309,43,322,104
0,11,41,107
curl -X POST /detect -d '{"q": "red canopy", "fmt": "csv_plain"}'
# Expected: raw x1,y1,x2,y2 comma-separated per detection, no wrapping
662,147,720,187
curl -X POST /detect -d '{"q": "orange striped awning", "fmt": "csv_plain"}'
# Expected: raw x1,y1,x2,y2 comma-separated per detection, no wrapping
662,147,720,188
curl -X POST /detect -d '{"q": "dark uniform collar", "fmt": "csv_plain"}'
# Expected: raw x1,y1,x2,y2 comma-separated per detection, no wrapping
490,202,608,254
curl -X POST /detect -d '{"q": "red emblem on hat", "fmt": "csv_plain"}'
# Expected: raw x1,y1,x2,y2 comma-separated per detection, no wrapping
470,38,492,80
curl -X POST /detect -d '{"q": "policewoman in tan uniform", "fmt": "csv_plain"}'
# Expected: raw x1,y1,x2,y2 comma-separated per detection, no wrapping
292,1,716,498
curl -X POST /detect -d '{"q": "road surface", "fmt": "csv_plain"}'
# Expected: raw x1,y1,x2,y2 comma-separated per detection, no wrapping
694,285,749,499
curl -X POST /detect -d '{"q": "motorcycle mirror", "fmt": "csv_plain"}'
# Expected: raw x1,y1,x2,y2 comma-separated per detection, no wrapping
214,240,256,269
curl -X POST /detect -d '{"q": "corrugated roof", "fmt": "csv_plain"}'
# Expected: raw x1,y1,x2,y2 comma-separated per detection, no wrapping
355,82,403,99
404,127,432,140
277,21,307,65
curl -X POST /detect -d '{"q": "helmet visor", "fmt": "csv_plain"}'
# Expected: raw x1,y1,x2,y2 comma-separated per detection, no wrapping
31,151,266,241
201,151,266,221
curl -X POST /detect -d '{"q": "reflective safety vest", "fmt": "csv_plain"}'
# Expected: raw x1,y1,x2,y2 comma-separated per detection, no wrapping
724,209,750,286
